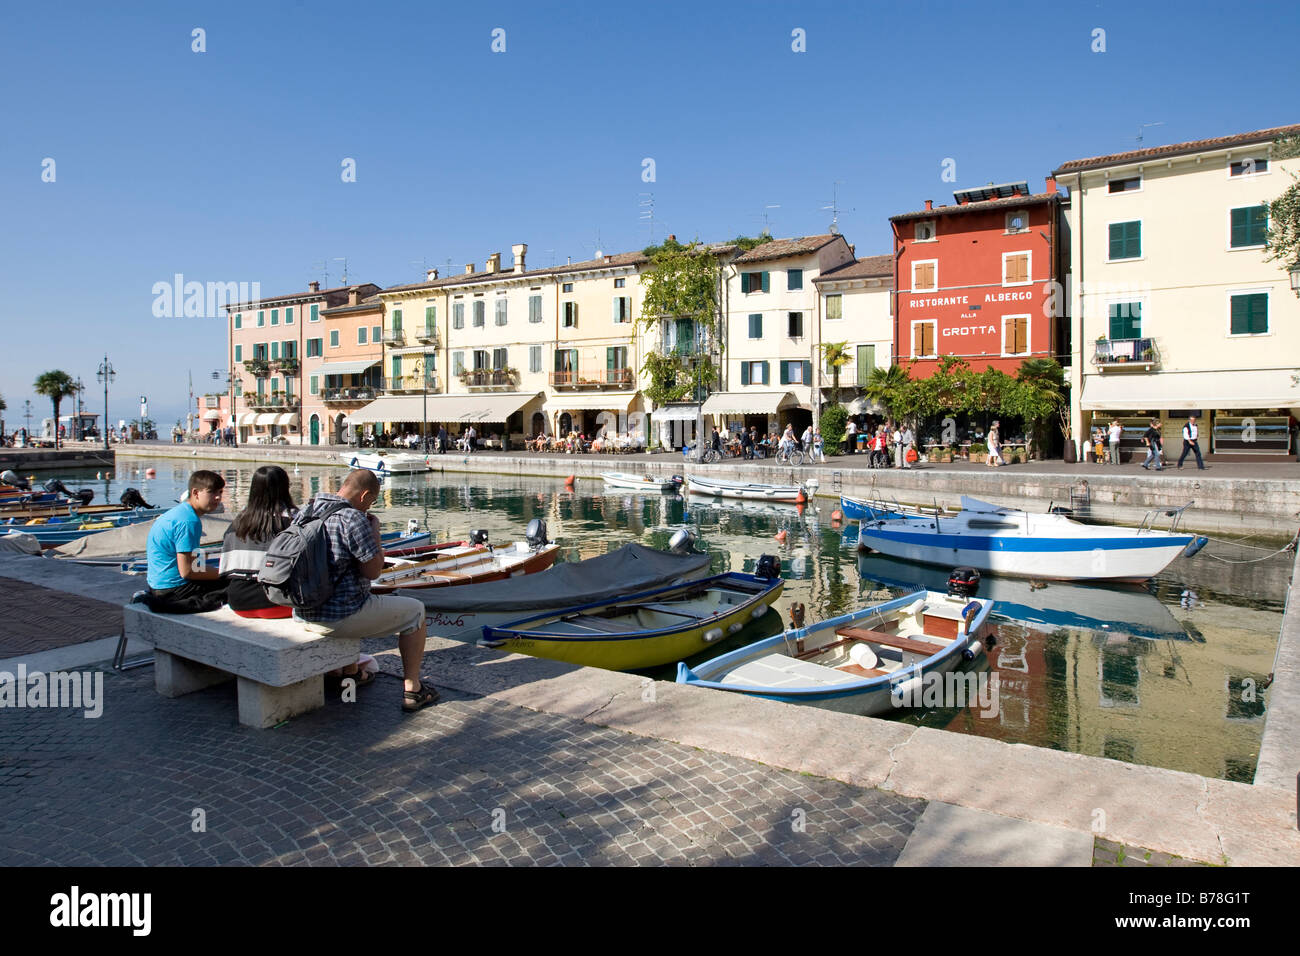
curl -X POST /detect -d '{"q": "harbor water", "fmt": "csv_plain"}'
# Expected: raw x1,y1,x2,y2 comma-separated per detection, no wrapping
47,460,1292,782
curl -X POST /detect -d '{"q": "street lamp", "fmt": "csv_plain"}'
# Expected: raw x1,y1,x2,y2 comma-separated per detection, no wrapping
1288,261,1300,298
96,354,115,452
23,399,32,438
74,377,85,440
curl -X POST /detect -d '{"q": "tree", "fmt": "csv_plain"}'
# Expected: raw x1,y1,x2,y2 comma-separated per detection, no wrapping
636,238,723,405
1264,134,1300,273
818,403,848,456
820,340,851,402
862,364,910,415
33,370,79,450
1011,358,1068,458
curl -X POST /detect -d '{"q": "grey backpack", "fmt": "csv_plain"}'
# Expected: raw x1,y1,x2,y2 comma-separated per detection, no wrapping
258,498,352,609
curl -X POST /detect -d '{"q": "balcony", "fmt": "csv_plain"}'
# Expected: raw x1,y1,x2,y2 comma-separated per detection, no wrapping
322,386,377,403
461,368,518,390
382,329,406,346
549,368,633,390
380,375,437,394
273,357,299,374
243,359,270,377
245,394,296,411
413,325,439,345
1093,337,1159,371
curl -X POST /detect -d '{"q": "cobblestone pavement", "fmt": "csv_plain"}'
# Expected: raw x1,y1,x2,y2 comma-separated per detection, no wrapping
0,668,927,866
0,577,123,657
1092,838,1211,867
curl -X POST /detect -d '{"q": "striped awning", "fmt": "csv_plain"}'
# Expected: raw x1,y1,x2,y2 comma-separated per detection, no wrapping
314,359,379,377
236,412,258,426
347,391,543,425
254,413,279,425
544,392,639,412
274,413,300,426
652,404,701,422
701,391,798,415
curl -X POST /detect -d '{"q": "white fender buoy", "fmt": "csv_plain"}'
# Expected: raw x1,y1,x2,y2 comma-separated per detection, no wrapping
751,604,768,618
962,640,983,662
704,627,724,643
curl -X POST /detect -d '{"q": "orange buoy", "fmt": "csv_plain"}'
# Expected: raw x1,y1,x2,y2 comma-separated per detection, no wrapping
796,491,807,504
145,468,156,478
774,529,788,543
830,509,844,523
565,475,575,486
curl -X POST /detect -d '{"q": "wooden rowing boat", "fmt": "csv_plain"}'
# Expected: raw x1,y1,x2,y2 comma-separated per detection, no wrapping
371,541,560,592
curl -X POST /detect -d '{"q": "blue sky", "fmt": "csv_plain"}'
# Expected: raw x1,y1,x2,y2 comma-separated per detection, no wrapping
2,0,1297,428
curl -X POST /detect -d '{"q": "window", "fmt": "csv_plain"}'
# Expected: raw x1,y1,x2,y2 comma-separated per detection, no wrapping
1109,221,1141,260
452,351,465,375
826,294,843,320
306,338,323,357
912,260,937,292
1002,315,1031,356
740,271,770,294
285,307,294,324
234,378,242,397
271,309,279,326
424,305,436,326
787,269,803,291
234,313,242,330
1230,206,1268,248
1005,210,1031,233
612,296,632,323
914,220,935,242
234,344,243,362
1108,176,1141,193
473,350,489,371
270,376,279,394
391,309,402,330
493,347,508,370
372,325,380,342
1230,158,1268,177
453,302,464,329
253,343,267,361
309,304,319,322
528,295,542,323
420,353,436,386
562,282,573,293
1002,251,1031,286
473,301,485,327
391,355,402,381
310,375,319,396
1108,302,1142,339
358,327,367,345
855,345,875,386
282,340,296,359
329,330,339,348
271,341,280,360
607,347,627,383
748,313,763,339
780,360,811,385
495,298,508,326
529,345,541,373
788,312,803,338
614,277,626,288
563,302,578,328
257,310,265,327
740,361,769,385
911,320,936,358
1230,292,1268,335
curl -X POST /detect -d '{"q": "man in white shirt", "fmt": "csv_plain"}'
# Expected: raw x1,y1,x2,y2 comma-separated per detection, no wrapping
845,419,857,455
892,424,904,468
900,425,914,469
1108,420,1123,466
1177,415,1205,470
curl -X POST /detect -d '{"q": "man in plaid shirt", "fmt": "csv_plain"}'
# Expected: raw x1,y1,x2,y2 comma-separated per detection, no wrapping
294,469,439,713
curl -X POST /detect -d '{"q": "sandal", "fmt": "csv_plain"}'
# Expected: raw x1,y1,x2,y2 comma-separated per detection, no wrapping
402,682,440,713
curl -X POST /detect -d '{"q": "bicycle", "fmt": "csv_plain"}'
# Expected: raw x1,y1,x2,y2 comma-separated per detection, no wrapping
774,445,805,466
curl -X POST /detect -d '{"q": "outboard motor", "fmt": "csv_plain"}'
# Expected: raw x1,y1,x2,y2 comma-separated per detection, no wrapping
947,566,981,598
669,474,685,488
74,488,95,507
405,518,420,536
44,478,72,495
668,529,696,554
1,470,30,490
120,488,154,509
788,602,806,629
525,518,549,550
755,554,782,580
470,529,490,546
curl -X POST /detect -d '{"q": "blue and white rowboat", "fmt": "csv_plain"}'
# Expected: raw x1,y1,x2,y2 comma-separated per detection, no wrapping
857,496,1206,582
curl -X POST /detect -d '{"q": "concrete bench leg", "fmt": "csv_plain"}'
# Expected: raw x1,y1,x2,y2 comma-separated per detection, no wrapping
155,650,233,698
236,675,324,729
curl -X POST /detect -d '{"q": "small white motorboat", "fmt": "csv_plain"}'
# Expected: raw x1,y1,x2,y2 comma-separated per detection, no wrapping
687,475,806,504
600,472,683,492
342,451,430,475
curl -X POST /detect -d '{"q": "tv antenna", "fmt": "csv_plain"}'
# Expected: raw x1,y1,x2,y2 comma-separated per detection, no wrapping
756,204,780,236
333,257,349,285
821,181,852,234
638,193,656,243
1136,122,1165,145
310,260,329,287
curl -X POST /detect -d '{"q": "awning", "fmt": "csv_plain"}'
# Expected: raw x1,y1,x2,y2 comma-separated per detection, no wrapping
314,359,379,377
544,392,639,412
701,391,798,416
651,404,701,422
201,410,222,420
254,413,280,425
1081,370,1300,411
275,413,300,427
236,412,258,426
846,397,886,416
347,391,543,425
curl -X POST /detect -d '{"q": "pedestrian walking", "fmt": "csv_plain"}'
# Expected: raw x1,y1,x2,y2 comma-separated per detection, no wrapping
1141,419,1163,471
845,419,856,455
986,421,1005,466
1177,415,1206,470
900,425,915,469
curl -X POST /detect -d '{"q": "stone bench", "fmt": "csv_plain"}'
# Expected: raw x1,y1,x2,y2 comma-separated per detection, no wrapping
123,604,360,728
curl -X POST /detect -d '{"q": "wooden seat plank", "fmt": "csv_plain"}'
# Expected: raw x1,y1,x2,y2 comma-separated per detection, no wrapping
835,626,949,657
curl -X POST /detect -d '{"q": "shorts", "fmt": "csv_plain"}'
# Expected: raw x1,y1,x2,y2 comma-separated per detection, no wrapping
296,593,425,640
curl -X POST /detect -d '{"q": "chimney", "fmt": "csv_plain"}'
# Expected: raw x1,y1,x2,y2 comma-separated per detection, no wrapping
567,256,571,265
485,252,501,274
603,255,611,264
464,263,475,275
1045,176,1058,195
849,244,855,257
348,287,360,306
512,243,527,273
426,268,439,282
924,200,933,211
309,281,320,293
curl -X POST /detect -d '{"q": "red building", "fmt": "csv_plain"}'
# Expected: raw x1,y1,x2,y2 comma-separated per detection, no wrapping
891,179,1064,378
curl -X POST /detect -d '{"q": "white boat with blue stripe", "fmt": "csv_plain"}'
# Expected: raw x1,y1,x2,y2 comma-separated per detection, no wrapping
857,496,1207,582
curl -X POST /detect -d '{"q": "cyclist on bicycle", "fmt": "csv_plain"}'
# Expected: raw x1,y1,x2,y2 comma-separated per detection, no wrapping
780,424,796,459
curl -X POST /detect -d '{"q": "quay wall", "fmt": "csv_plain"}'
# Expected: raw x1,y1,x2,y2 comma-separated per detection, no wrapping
1,446,116,473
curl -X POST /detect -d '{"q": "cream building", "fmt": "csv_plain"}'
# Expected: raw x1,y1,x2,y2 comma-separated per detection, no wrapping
812,254,894,412
1054,123,1300,458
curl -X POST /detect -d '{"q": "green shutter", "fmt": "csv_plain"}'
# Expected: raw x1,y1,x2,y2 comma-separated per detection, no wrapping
856,345,874,386
762,362,770,385
393,309,402,330
1231,294,1268,334
749,313,762,338
741,362,750,386
392,356,401,380
1231,206,1267,247
1109,302,1141,339
741,273,751,294
285,307,293,324
271,341,280,360
779,361,789,385
1109,221,1140,259
787,269,802,291
761,272,770,293
803,361,812,384
234,314,242,329
234,345,242,362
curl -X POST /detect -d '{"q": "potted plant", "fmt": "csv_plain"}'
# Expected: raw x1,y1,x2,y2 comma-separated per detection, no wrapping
969,441,988,459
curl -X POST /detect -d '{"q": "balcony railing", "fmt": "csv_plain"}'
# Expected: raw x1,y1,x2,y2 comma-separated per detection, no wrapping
549,368,633,389
379,375,437,393
322,386,377,403
273,357,299,374
245,394,295,410
382,329,406,346
414,325,439,345
461,369,518,389
1093,337,1158,369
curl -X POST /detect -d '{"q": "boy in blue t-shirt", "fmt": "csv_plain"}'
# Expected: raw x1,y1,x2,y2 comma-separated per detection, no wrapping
143,470,228,613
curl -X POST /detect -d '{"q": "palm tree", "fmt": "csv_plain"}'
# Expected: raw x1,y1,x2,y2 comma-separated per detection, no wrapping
862,364,911,418
33,370,79,450
819,341,852,403
1014,358,1067,459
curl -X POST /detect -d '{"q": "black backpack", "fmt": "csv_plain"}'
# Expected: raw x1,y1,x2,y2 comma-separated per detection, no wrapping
257,498,352,609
